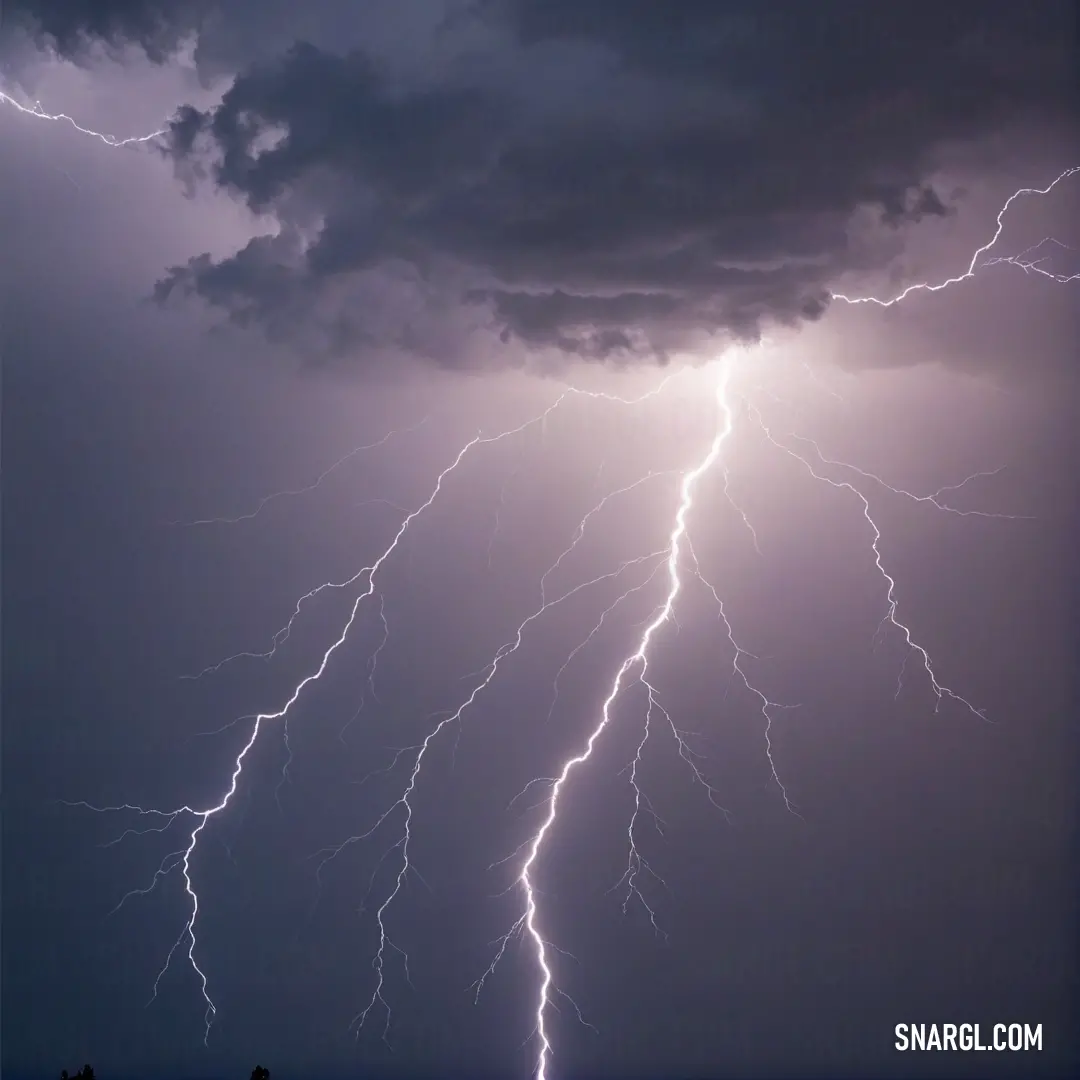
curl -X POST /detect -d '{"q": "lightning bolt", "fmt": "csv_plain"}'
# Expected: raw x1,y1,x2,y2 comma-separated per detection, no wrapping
0,89,166,147
42,58,1074,1075
503,362,737,1080
832,166,1079,305
76,379,677,1045
312,463,679,1042
746,401,990,720
982,236,1080,284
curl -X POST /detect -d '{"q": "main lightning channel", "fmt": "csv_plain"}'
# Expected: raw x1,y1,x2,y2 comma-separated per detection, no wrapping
513,362,736,1080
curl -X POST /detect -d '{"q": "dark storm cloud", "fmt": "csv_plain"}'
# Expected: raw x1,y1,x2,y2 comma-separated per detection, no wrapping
479,289,678,356
6,0,207,62
16,0,1079,364
877,184,956,230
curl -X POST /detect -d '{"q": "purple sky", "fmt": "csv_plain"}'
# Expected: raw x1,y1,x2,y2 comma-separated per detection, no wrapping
3,4,1078,1079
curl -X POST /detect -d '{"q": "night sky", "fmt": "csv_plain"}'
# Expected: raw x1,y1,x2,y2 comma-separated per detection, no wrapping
2,3,1078,1079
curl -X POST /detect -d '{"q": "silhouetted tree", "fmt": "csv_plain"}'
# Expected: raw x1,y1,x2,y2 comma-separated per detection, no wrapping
60,1066,94,1080
250,1066,270,1080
